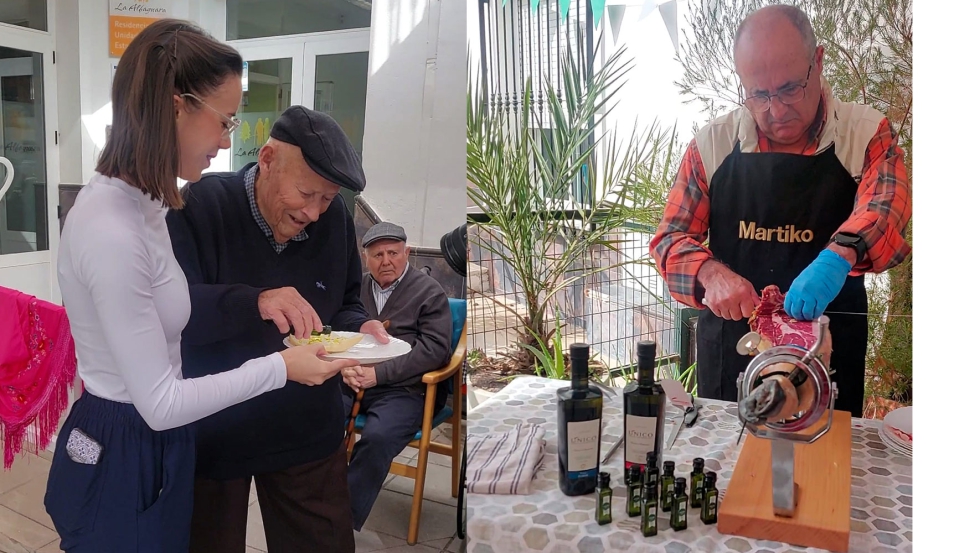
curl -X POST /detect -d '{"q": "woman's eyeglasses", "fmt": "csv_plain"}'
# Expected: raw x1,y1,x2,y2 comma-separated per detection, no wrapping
180,93,242,137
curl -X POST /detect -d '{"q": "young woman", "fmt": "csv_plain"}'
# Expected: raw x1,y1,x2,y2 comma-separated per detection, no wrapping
43,19,357,552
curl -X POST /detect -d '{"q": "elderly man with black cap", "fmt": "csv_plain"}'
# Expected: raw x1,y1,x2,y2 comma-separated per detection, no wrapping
166,105,388,553
343,221,453,531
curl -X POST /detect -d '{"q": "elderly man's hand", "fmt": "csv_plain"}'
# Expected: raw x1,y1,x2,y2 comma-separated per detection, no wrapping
698,260,761,321
361,320,390,344
784,249,851,320
343,366,366,392
258,287,323,339
345,365,378,390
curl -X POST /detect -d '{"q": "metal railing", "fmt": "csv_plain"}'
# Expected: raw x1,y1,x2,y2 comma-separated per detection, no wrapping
466,221,692,376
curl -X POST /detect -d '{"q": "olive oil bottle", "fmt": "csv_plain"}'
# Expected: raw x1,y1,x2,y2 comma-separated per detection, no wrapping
690,457,706,508
595,471,612,525
627,464,643,517
623,341,666,480
557,343,603,496
641,481,658,537
670,478,689,531
700,471,719,525
660,461,675,511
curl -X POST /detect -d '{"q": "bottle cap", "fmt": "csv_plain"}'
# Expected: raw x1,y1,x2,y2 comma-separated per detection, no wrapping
598,471,610,488
705,471,717,486
693,458,704,471
570,343,591,360
663,460,675,475
644,481,657,498
675,477,686,492
646,451,658,465
637,340,657,359
629,464,642,481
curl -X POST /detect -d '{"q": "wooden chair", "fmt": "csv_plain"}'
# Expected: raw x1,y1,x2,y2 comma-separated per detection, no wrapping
345,299,466,545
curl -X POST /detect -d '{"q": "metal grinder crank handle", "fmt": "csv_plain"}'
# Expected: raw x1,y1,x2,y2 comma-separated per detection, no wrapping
738,316,830,424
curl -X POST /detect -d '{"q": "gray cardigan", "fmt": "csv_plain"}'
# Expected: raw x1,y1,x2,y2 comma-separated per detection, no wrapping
361,265,453,391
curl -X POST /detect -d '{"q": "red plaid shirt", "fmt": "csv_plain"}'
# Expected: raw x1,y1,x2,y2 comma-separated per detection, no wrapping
650,99,911,309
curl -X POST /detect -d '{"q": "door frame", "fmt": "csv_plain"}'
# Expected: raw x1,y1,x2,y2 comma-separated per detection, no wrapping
0,17,62,305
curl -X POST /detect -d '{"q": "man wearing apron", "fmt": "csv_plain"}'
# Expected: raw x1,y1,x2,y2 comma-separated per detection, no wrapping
650,5,911,418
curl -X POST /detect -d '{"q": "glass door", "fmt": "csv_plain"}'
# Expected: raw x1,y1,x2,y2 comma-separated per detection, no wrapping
226,29,370,213
0,12,60,304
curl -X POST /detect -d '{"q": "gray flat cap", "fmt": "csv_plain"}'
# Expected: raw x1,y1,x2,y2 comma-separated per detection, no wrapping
269,106,366,192
363,222,408,248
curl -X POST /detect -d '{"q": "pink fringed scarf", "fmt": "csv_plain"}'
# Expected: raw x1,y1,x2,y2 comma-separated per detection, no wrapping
0,286,77,469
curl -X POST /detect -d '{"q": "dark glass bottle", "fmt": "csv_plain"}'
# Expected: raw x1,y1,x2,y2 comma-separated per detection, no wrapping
627,464,643,517
700,471,719,525
641,481,658,537
595,471,612,525
660,460,675,511
690,457,706,508
557,343,603,496
623,341,666,480
645,454,659,489
670,477,689,531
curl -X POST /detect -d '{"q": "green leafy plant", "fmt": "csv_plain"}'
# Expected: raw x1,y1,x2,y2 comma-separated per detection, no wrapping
468,40,679,375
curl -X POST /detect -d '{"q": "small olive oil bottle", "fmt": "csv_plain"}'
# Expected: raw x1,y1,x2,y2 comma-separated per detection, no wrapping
641,481,658,537
690,457,706,508
700,471,719,525
670,477,689,531
645,451,659,486
595,471,613,525
660,461,675,512
627,464,643,517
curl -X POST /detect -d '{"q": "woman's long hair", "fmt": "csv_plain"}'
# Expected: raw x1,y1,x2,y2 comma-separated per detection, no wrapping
96,19,242,209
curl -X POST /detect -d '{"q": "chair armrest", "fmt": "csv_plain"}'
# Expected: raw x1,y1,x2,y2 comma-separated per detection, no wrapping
422,324,467,385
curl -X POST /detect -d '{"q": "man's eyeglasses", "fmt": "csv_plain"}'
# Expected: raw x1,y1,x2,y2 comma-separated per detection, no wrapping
180,93,242,137
741,63,813,114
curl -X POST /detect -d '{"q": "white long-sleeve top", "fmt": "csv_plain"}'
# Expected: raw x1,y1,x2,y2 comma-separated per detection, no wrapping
58,174,287,431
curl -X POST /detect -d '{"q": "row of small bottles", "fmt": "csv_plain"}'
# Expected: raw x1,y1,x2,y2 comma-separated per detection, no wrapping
596,454,719,534
557,340,667,496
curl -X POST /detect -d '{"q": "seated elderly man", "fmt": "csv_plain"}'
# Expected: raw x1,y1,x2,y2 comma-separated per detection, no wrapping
342,222,453,530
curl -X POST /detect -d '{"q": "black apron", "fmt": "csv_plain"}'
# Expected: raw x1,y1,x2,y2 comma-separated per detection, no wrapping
695,141,868,418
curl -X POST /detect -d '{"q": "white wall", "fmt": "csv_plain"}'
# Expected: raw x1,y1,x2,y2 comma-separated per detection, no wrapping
360,0,467,249
55,0,226,186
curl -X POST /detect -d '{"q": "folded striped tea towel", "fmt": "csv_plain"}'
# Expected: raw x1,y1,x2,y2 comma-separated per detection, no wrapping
466,422,546,495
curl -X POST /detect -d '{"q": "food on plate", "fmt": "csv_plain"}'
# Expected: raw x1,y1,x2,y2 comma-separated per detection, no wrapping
287,329,364,352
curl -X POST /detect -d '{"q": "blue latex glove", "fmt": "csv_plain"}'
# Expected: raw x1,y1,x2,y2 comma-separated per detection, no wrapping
784,249,852,320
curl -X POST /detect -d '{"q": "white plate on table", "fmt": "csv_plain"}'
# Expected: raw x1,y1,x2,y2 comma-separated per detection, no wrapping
879,406,912,456
283,331,411,364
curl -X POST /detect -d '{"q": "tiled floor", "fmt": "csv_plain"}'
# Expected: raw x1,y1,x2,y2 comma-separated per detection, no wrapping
0,425,463,553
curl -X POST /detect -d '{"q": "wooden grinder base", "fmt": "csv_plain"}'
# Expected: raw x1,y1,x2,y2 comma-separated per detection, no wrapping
718,410,852,553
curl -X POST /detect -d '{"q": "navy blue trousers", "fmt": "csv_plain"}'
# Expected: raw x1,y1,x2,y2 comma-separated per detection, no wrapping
342,385,426,531
44,392,196,552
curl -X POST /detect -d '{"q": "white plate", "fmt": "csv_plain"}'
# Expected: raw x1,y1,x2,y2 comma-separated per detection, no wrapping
283,332,412,364
878,425,911,457
883,406,912,446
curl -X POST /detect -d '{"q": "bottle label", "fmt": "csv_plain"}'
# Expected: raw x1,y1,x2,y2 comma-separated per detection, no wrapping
708,495,717,516
677,507,686,523
567,419,601,472
625,414,658,464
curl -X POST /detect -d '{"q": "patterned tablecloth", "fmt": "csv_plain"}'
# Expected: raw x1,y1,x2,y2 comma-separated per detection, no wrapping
466,376,912,553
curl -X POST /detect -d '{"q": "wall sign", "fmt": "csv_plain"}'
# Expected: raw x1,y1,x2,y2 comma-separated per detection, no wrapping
109,1,172,58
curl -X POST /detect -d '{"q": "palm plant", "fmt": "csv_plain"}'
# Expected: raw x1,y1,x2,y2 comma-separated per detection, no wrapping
467,41,679,374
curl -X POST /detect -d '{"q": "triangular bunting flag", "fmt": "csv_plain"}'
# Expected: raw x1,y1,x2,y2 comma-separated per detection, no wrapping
659,0,679,54
531,0,540,11
559,0,572,21
591,0,607,27
608,5,626,44
639,0,659,21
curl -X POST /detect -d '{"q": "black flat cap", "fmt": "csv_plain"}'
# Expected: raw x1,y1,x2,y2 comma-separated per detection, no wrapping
362,222,408,248
269,106,366,192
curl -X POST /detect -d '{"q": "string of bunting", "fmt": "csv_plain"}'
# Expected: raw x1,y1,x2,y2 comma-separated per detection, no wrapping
497,0,679,53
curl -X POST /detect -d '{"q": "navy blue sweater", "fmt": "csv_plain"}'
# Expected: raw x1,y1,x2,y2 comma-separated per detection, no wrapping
166,164,369,480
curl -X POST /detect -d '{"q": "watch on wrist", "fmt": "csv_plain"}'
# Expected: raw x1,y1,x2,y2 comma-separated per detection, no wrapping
832,232,867,262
